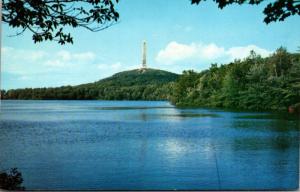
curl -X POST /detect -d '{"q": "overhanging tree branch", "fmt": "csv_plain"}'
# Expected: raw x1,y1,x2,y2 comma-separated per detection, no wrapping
191,0,300,24
2,0,120,44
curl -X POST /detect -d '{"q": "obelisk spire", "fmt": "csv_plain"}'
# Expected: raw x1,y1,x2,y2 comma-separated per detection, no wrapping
141,41,147,69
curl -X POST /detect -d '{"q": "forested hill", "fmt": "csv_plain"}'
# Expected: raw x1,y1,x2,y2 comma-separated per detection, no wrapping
1,68,179,100
2,48,300,112
94,68,179,86
170,48,300,111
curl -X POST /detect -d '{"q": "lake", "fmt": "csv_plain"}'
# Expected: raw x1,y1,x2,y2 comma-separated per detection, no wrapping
0,100,299,190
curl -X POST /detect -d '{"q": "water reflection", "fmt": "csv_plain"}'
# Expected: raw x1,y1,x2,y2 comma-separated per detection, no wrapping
0,100,299,190
232,136,298,151
236,113,299,121
232,118,299,132
95,106,174,110
158,137,217,162
161,139,189,157
161,113,220,118
218,115,300,190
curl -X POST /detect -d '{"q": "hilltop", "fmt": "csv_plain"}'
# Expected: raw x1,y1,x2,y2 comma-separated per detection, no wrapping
92,68,178,86
2,68,179,100
2,48,299,112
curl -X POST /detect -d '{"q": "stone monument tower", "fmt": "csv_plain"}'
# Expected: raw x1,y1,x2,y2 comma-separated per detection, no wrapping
141,41,147,69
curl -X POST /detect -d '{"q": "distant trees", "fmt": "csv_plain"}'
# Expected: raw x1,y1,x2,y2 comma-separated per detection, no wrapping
171,48,300,111
191,0,300,24
2,0,119,44
1,69,178,101
2,50,300,111
270,47,292,76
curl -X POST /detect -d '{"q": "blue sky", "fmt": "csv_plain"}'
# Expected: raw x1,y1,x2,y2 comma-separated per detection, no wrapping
1,0,300,90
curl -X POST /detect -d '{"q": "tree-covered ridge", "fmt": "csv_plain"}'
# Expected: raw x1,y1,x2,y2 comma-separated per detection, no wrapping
1,48,300,112
1,68,178,101
171,48,300,111
96,68,179,86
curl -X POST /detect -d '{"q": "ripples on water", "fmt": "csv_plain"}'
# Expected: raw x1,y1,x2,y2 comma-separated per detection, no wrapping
0,100,299,190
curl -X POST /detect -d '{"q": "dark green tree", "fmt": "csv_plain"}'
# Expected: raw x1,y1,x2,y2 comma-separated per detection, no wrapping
191,0,300,24
269,47,292,77
0,168,25,190
170,48,300,111
2,0,119,44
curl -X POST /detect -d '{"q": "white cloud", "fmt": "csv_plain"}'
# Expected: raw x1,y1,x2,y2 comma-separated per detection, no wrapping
1,47,130,89
156,41,272,65
2,46,47,63
97,62,122,70
200,43,225,59
18,75,32,80
56,50,72,61
227,45,271,60
44,60,67,67
1,47,98,74
43,51,95,68
156,41,197,64
1,43,273,89
73,52,95,61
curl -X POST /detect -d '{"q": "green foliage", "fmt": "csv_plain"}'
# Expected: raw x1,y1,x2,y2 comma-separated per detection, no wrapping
1,68,179,101
2,0,299,45
0,168,25,190
171,49,300,111
2,0,119,44
191,0,300,24
2,51,300,112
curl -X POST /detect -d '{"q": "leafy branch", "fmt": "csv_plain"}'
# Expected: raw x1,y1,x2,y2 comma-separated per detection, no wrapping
2,0,120,44
191,0,300,24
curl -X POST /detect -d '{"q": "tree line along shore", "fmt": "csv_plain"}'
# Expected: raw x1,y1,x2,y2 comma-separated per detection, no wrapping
1,47,300,113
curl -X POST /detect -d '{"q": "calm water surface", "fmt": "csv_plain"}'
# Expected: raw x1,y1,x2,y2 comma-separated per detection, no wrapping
0,100,299,190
